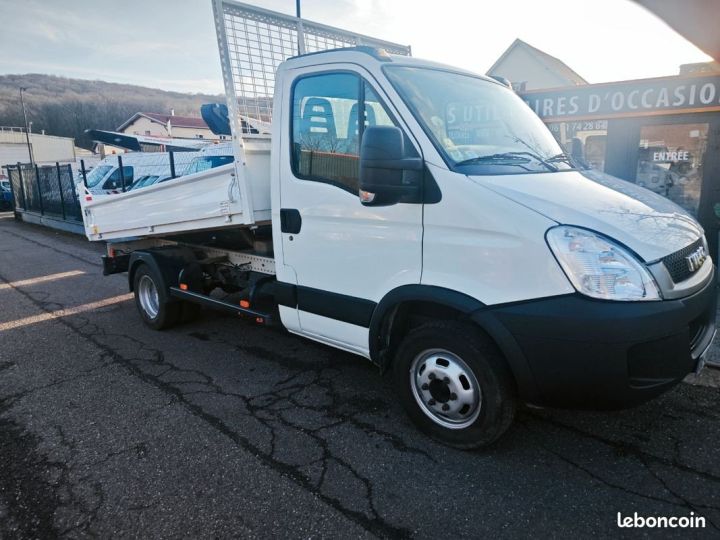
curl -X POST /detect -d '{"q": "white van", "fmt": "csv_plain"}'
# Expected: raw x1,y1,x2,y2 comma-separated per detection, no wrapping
83,151,200,195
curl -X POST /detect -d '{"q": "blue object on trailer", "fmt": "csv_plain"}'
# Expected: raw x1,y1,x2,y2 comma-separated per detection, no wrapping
201,103,262,136
201,103,232,136
0,180,13,209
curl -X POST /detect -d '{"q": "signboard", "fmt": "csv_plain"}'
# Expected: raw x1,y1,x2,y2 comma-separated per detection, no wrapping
520,75,720,121
652,150,690,162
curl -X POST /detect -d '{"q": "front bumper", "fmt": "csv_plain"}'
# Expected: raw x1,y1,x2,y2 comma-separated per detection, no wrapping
480,266,717,409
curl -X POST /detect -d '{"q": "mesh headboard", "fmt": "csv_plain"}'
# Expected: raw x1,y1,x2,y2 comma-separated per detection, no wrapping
212,0,411,126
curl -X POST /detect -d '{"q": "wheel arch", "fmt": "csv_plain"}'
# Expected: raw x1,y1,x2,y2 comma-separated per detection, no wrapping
369,284,540,402
127,247,197,293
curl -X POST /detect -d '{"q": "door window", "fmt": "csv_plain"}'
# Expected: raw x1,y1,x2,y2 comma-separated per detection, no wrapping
636,123,708,215
291,72,399,194
103,166,134,190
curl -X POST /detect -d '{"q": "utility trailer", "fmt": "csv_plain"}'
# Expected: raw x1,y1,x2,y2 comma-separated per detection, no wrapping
83,0,716,448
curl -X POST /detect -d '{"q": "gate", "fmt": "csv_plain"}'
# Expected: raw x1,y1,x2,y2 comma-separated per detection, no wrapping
4,162,82,222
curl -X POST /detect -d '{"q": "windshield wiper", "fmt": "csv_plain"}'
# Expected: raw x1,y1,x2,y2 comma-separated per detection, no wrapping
455,151,557,171
546,152,581,169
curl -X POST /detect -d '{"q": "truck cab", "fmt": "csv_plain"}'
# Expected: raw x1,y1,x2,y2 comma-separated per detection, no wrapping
268,49,715,441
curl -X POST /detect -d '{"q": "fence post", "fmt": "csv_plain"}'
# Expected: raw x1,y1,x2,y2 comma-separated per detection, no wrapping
80,159,88,189
69,164,80,206
34,163,44,215
16,163,27,210
118,155,126,192
169,150,176,179
55,162,66,220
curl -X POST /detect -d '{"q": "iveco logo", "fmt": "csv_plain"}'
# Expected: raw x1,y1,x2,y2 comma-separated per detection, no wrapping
686,245,707,273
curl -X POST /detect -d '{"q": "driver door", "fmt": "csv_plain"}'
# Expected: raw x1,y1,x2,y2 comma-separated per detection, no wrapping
277,66,423,357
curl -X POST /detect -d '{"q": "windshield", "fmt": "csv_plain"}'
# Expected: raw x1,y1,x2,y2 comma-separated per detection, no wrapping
384,66,573,174
85,165,112,187
130,175,158,190
0,180,10,191
185,155,233,175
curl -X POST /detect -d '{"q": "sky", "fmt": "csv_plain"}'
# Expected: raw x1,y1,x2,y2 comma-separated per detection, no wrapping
0,0,712,94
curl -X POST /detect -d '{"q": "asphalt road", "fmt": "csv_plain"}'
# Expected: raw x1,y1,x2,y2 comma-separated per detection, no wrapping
1,212,719,539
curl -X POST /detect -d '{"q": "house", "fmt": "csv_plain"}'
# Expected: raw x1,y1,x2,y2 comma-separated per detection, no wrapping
486,38,588,91
117,111,224,141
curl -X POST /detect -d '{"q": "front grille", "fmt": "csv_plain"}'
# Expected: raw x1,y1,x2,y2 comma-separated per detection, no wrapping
661,238,704,283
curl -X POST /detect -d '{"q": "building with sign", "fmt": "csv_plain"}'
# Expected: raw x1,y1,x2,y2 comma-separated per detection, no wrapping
489,44,720,258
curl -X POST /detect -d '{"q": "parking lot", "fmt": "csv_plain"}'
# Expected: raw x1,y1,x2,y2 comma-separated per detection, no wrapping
0,211,719,538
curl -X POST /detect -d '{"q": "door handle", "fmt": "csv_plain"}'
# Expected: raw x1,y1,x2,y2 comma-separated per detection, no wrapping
280,208,302,234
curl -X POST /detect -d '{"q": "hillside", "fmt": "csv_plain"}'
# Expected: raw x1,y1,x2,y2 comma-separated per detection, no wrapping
0,74,223,149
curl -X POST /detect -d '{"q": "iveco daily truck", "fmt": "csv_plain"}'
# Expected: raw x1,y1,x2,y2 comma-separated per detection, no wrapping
79,1,716,448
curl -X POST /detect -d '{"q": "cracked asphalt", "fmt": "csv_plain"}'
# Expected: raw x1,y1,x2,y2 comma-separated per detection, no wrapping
1,212,719,539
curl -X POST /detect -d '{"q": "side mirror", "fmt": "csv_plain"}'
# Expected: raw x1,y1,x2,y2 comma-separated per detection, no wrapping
359,126,422,205
570,138,584,161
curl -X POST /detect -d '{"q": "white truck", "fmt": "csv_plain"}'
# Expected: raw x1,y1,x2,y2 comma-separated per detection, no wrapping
79,1,716,448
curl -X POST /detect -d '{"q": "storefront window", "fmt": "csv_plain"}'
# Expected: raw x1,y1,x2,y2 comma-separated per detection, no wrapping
547,120,608,171
636,123,708,216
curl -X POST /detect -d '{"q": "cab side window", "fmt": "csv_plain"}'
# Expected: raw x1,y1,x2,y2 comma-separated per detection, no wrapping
291,72,400,194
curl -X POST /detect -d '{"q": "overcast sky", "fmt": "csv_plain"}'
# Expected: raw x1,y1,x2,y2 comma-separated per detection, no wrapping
0,0,711,94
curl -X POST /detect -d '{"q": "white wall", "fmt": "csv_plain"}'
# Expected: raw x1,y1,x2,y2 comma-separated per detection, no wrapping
0,132,77,169
0,143,30,168
29,133,76,164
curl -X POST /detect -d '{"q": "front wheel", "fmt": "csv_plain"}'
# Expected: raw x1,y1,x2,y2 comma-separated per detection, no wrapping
393,321,516,449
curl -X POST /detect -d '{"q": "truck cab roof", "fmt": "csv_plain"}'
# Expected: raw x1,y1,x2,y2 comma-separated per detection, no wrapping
281,46,502,86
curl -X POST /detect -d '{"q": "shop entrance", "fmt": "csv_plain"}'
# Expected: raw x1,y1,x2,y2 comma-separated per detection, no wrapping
635,122,709,216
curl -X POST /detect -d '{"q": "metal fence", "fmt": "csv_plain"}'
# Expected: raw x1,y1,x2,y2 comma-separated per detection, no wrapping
4,162,82,221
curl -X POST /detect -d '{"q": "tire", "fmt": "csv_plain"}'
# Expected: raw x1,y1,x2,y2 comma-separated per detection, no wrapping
392,321,516,449
133,264,180,330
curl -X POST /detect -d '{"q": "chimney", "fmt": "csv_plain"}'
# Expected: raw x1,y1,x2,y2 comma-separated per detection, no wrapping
170,109,175,116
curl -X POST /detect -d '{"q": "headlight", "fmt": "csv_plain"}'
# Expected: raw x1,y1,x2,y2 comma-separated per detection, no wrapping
546,226,661,301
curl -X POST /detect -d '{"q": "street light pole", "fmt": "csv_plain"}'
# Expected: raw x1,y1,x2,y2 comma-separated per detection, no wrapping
19,87,34,165
295,0,305,55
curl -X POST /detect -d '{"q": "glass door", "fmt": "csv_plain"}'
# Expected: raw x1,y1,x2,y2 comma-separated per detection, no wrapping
635,123,708,216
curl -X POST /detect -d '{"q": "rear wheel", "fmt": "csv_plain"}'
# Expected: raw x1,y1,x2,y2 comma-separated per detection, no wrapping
133,264,180,330
393,321,516,449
